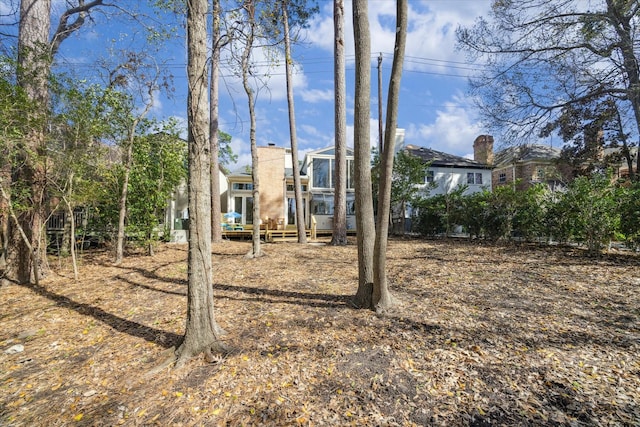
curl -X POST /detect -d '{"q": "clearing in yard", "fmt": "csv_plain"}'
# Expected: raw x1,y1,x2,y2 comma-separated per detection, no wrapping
1,238,639,426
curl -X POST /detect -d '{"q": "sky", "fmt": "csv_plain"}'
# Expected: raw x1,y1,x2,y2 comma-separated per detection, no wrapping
4,0,496,169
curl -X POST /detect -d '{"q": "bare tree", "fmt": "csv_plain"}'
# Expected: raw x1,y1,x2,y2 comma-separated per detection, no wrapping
351,0,376,309
330,0,348,246
457,0,640,160
175,0,226,367
372,0,407,312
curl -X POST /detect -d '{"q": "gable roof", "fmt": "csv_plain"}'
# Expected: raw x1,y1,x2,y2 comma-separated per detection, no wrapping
404,144,490,169
494,144,561,167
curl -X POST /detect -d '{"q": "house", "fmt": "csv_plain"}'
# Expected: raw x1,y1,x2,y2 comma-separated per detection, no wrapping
226,145,306,230
300,146,356,231
225,144,357,233
165,168,228,243
473,135,564,191
404,144,493,197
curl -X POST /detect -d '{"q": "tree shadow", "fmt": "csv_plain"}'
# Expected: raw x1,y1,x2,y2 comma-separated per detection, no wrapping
115,274,187,296
18,282,182,348
212,282,353,309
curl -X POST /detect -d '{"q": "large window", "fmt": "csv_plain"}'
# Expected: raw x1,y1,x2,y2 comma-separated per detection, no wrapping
311,194,333,215
234,196,254,224
310,194,356,216
312,157,354,189
287,198,306,225
313,158,330,188
499,172,506,183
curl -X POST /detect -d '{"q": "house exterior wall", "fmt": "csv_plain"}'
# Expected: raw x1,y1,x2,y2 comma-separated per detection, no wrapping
422,166,492,196
302,147,356,230
256,146,287,223
492,161,560,190
166,169,228,242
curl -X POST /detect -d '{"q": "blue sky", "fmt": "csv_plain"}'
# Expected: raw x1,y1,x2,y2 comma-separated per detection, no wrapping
5,0,495,169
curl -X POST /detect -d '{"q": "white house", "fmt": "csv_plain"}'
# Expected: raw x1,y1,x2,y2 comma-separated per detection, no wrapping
403,144,493,196
165,168,228,243
300,146,356,231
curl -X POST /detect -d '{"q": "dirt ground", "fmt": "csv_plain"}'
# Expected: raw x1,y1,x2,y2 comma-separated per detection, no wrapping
1,237,639,426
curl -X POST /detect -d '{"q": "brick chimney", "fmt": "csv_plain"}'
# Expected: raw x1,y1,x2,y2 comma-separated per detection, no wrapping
473,135,494,165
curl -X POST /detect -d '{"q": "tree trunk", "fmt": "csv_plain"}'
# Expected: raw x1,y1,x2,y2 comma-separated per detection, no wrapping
330,0,348,246
241,2,263,259
351,0,375,309
175,0,226,367
66,200,79,281
282,1,307,244
373,0,407,312
210,0,223,243
115,139,133,264
7,0,52,285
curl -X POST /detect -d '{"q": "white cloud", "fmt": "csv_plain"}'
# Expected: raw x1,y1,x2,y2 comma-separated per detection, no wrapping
305,1,491,75
299,88,333,103
404,94,484,156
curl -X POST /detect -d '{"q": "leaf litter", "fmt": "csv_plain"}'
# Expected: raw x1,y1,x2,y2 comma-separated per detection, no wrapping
1,238,639,426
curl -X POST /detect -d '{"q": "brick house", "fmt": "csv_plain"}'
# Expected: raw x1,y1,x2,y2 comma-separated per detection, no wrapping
473,135,564,191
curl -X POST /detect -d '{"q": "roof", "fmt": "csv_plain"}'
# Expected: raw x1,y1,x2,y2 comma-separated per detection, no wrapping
494,144,561,167
404,144,490,169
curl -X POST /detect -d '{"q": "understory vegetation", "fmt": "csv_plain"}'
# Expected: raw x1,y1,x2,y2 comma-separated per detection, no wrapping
413,175,640,255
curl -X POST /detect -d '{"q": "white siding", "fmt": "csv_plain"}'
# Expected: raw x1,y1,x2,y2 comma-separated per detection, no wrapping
420,166,492,196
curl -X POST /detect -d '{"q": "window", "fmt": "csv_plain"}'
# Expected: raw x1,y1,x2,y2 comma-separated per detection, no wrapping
232,182,253,190
536,168,545,180
311,196,333,215
313,158,330,188
499,172,506,183
467,172,483,185
287,198,306,225
425,170,434,183
346,199,356,215
233,196,254,224
311,157,354,189
347,159,355,189
286,184,307,192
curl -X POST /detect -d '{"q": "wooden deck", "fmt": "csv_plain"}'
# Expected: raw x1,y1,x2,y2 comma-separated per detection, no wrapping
221,225,355,241
265,229,311,243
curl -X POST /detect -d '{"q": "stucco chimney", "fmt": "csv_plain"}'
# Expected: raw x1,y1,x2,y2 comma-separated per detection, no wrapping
473,135,494,165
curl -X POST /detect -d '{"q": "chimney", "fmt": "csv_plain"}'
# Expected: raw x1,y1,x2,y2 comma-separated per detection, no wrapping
473,135,494,165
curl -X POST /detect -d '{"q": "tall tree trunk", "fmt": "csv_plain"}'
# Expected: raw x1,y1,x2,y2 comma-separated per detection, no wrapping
210,0,223,243
351,0,375,309
372,0,407,312
175,0,226,367
8,0,52,285
331,0,348,246
241,1,263,258
282,1,307,243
